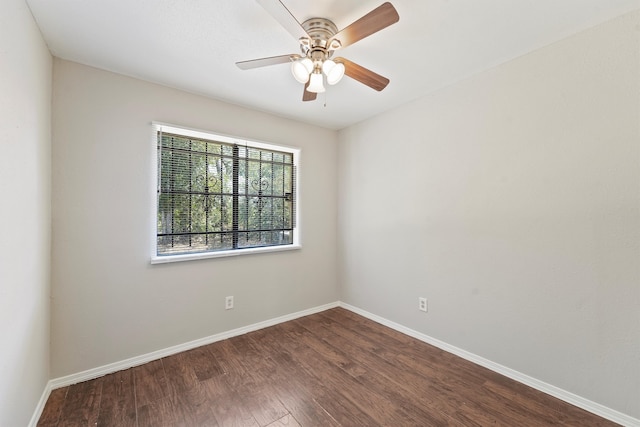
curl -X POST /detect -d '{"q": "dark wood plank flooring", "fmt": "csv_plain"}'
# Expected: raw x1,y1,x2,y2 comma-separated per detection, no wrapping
38,307,620,426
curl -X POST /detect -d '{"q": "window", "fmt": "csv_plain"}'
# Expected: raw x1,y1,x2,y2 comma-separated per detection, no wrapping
151,124,299,263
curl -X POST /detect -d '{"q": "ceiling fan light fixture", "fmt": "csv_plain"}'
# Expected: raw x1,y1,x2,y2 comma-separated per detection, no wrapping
321,59,336,75
307,72,325,93
237,2,399,101
291,57,313,83
324,61,345,85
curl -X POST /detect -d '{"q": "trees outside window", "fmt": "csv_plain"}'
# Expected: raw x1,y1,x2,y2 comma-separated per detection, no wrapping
153,125,298,260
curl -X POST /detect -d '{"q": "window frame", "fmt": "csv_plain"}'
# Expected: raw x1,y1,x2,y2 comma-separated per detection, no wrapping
150,122,301,264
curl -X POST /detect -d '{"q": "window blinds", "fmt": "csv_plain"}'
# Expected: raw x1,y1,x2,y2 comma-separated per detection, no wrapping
156,130,295,256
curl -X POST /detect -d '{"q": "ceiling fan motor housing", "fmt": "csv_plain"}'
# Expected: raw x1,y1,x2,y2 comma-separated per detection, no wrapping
300,17,340,66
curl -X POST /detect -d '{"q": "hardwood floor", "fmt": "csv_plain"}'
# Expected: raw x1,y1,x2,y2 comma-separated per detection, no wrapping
38,308,620,426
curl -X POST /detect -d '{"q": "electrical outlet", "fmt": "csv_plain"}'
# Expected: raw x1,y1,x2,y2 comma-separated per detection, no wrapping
418,297,428,313
225,296,234,310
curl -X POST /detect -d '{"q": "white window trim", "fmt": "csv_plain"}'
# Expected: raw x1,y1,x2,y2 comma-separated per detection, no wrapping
150,122,301,264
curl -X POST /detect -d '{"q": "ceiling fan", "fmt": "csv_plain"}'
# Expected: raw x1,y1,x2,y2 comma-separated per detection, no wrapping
236,0,399,101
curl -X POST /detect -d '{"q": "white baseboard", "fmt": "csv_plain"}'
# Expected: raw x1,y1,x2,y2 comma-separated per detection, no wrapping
339,302,640,427
30,302,338,426
48,301,338,391
32,300,638,427
28,381,53,427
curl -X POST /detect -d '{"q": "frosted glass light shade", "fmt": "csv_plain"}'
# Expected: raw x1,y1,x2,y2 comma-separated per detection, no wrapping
307,72,325,93
324,61,345,85
291,58,313,83
322,59,336,75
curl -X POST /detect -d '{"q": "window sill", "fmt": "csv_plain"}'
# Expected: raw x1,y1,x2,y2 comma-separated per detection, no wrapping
150,244,302,264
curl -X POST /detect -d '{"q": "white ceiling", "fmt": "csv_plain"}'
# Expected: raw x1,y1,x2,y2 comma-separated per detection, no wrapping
27,0,639,130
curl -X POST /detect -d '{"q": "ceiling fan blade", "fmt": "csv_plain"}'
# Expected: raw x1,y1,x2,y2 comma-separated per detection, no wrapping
335,57,390,91
331,2,399,49
302,81,317,101
236,54,298,70
256,0,310,41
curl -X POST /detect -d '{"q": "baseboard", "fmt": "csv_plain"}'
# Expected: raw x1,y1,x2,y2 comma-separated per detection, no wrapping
32,302,336,425
35,300,639,427
48,301,339,391
339,302,640,427
28,380,53,427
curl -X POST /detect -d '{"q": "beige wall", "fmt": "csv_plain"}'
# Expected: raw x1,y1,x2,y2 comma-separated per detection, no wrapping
0,0,52,425
51,59,339,377
338,10,640,418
